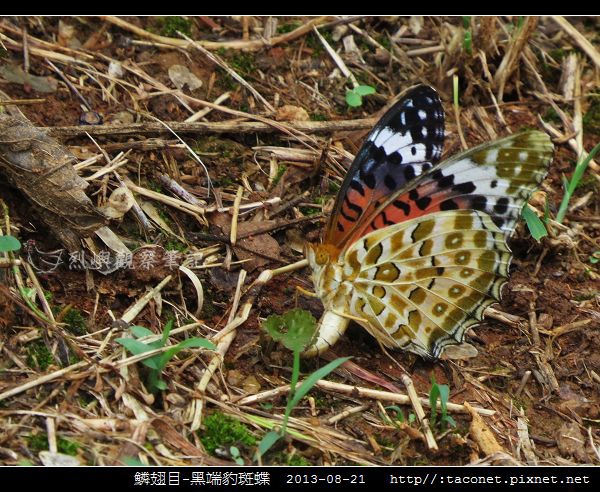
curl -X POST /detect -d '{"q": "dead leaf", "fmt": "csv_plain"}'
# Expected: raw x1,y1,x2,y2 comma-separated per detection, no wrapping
209,212,281,271
464,401,506,456
0,65,58,93
39,451,82,466
556,422,587,462
233,220,281,271
168,64,203,91
276,105,310,121
99,186,135,219
0,110,106,250
57,20,82,48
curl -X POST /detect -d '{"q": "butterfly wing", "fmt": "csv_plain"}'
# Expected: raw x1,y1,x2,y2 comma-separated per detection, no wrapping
361,131,553,240
326,131,553,358
335,210,511,358
325,85,445,249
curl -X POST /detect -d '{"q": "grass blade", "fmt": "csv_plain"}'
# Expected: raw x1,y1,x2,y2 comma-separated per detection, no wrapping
287,357,350,412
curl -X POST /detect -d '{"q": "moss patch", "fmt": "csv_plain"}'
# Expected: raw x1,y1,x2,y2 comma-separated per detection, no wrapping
199,412,256,454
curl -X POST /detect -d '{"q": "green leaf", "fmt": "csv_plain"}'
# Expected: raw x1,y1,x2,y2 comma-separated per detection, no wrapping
121,456,146,466
384,405,405,422
429,383,440,423
262,309,317,352
437,383,450,413
161,319,173,346
590,251,600,264
157,337,216,371
116,338,162,369
130,326,155,338
287,356,350,412
354,85,376,96
22,286,37,302
463,30,472,55
0,235,21,252
154,379,168,390
256,430,281,458
522,205,548,241
345,90,362,107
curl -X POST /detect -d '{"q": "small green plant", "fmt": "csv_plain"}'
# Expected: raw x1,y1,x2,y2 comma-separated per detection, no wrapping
229,446,244,465
257,309,350,459
164,239,188,253
384,405,416,426
310,113,327,121
57,438,79,456
522,204,548,241
590,251,600,264
462,17,473,55
229,52,256,75
556,142,600,224
122,456,146,466
26,340,55,370
63,308,87,336
429,375,456,431
200,412,256,455
277,22,301,34
0,234,20,252
160,16,192,37
26,433,50,452
115,320,215,393
346,85,376,108
272,164,287,186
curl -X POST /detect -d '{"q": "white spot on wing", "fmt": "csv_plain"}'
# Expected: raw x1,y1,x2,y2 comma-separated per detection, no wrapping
418,109,427,120
519,151,528,162
398,143,427,165
485,148,499,164
371,127,412,154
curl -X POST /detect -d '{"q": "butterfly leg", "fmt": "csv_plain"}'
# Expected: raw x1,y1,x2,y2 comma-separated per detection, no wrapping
294,285,318,307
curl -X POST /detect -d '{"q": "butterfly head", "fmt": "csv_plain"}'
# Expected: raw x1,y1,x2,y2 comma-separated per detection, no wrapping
305,242,343,303
305,242,339,266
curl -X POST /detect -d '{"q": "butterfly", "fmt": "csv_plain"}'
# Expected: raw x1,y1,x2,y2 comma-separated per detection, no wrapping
304,85,553,359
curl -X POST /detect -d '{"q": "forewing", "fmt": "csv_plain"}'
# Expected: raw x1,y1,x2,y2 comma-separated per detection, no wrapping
335,210,511,358
363,131,553,240
325,85,445,249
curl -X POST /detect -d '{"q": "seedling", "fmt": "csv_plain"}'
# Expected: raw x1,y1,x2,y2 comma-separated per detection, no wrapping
346,85,376,108
462,17,473,55
429,375,456,431
384,405,415,424
116,320,215,393
556,142,600,224
258,308,350,459
522,204,548,241
230,446,244,465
